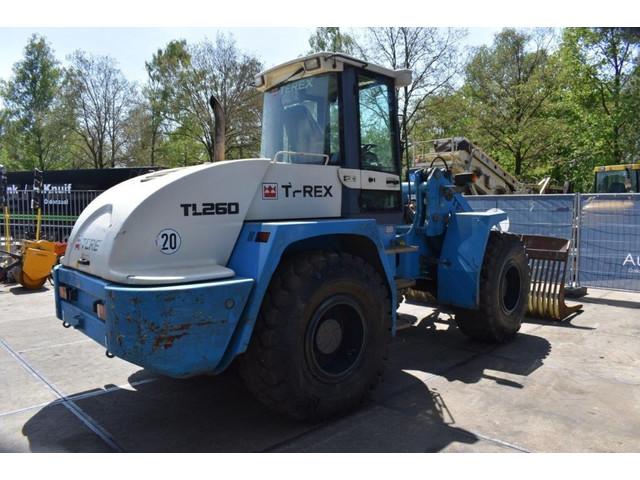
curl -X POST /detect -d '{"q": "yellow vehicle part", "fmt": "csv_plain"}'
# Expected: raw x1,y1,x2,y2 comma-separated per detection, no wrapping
19,240,63,289
593,164,640,173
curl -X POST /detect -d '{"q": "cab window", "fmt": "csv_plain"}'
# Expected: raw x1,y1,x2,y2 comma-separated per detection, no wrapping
261,74,341,165
357,74,396,173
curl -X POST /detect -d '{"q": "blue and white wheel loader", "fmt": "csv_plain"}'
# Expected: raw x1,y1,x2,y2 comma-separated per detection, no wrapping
54,53,532,420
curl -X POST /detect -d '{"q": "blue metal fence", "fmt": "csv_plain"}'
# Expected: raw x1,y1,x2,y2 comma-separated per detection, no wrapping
466,193,640,293
578,194,640,292
466,194,579,287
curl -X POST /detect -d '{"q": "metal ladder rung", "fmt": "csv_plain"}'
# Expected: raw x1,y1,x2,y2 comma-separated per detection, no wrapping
385,245,419,255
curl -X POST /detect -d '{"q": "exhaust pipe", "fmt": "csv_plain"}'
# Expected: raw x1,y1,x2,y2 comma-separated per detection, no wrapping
209,95,225,162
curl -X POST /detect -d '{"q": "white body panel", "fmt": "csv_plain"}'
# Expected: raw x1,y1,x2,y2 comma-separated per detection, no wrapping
338,168,400,191
62,159,343,285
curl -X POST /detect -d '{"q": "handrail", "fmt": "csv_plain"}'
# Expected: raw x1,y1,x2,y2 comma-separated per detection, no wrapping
272,151,330,165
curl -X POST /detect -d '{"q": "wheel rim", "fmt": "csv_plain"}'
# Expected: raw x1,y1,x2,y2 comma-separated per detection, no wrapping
500,262,522,314
306,295,366,381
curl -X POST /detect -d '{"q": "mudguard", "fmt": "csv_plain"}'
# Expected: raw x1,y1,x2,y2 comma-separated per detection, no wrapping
215,218,398,374
437,210,507,309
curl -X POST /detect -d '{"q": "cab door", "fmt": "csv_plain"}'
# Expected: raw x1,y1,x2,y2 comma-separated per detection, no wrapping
339,67,403,224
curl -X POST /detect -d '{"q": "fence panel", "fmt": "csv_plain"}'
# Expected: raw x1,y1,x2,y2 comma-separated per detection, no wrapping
465,194,576,240
3,189,102,245
577,193,640,292
466,194,578,284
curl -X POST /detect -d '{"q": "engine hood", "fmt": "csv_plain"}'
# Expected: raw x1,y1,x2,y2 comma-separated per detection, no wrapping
62,159,344,285
63,159,272,284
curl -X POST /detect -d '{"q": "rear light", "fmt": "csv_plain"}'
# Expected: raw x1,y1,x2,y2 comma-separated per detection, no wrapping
94,301,107,321
58,285,75,301
255,231,271,243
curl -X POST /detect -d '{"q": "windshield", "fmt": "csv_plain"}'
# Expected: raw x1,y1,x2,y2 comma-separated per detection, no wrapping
260,73,340,165
596,169,638,193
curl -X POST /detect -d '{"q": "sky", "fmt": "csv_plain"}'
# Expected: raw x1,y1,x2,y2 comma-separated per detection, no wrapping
0,27,501,85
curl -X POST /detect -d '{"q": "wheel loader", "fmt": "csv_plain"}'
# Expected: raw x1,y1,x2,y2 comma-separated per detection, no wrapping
593,164,640,193
53,52,572,420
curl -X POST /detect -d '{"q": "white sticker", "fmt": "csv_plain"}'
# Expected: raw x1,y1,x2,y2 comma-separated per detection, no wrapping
156,228,181,255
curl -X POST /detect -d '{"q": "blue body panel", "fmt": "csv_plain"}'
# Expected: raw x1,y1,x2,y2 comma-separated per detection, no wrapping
395,168,505,309
55,266,253,377
218,218,397,373
54,218,397,377
437,210,507,309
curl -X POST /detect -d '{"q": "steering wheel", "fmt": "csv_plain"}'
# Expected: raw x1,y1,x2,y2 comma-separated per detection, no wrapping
361,144,380,167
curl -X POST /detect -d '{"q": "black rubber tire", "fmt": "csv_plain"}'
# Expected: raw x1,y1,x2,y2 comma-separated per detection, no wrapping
455,232,530,343
239,250,391,421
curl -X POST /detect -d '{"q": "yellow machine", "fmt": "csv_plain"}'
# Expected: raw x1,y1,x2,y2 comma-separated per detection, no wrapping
15,240,66,288
0,167,66,289
594,164,640,193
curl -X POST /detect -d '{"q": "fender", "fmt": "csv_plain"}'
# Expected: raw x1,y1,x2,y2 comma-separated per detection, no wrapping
215,218,398,373
437,210,507,309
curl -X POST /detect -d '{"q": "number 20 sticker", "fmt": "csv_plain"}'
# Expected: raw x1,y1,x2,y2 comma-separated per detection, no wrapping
156,228,181,255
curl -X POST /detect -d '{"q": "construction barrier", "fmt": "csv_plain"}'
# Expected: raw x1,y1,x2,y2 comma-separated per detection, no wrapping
578,194,640,292
466,194,578,287
467,193,640,293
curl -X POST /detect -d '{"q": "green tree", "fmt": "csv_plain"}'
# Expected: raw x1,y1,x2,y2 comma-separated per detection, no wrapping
63,51,137,168
0,34,65,170
308,28,358,55
145,34,263,163
557,28,640,189
463,28,560,178
359,27,466,167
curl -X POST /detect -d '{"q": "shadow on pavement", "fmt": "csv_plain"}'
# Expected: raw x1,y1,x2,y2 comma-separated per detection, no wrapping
578,295,640,310
20,313,550,452
523,311,594,330
392,311,551,387
9,285,49,295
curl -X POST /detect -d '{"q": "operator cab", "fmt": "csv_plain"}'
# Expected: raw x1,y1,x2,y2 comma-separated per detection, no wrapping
594,164,640,193
256,52,412,223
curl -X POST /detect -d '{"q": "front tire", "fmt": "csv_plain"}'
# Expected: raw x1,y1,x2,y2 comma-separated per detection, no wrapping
455,232,530,342
239,250,391,421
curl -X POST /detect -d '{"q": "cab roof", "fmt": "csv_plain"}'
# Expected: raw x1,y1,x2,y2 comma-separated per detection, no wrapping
594,164,640,173
255,52,413,92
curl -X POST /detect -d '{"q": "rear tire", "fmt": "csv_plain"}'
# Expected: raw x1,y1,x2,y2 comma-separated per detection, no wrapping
239,250,391,421
455,232,530,342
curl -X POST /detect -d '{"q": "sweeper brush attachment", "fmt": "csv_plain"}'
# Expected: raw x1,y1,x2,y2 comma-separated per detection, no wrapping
521,235,582,321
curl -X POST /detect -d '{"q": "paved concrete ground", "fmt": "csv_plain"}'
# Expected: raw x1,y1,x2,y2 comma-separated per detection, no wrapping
0,283,639,452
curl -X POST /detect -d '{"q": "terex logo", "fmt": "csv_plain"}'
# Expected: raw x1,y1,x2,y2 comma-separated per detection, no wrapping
262,183,278,200
281,183,333,199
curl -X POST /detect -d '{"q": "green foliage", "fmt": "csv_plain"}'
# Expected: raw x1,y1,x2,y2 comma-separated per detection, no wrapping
0,34,70,171
144,34,263,164
462,29,560,178
410,27,640,191
308,28,358,55
554,27,640,191
2,27,639,194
